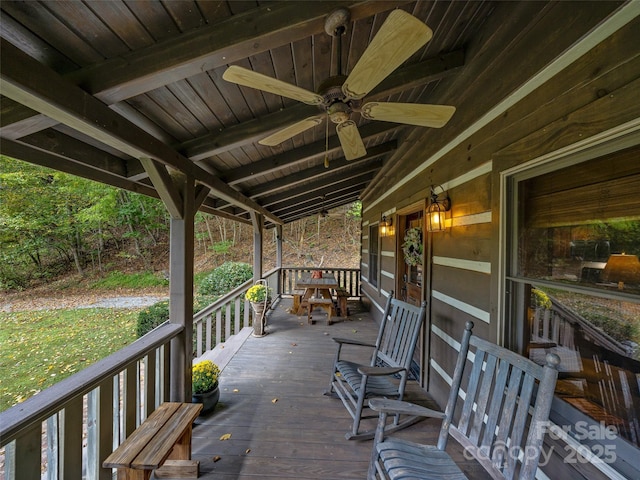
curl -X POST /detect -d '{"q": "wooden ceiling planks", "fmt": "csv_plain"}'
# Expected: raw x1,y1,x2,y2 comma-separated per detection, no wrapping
1,0,500,225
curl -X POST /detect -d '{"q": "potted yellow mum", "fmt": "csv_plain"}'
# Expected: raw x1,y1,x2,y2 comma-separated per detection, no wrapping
245,282,271,337
192,360,220,414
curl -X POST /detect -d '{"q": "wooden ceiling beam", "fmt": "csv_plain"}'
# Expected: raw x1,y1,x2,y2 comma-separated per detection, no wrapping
0,138,157,197
283,194,363,221
0,38,282,225
221,123,400,185
262,169,378,208
248,145,392,198
273,183,369,216
72,1,410,104
0,1,409,137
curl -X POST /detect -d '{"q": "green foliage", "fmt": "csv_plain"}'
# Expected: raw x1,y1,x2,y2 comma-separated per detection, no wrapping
0,157,169,290
210,240,233,254
0,308,138,411
91,271,168,289
136,301,169,338
198,262,253,297
346,201,362,219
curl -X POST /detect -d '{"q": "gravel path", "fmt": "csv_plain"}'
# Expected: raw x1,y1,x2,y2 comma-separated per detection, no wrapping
0,290,168,312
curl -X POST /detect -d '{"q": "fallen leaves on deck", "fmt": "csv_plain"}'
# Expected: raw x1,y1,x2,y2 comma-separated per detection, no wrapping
219,433,232,441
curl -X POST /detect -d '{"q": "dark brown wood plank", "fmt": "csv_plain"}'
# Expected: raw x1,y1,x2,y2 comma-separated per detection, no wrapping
190,299,490,479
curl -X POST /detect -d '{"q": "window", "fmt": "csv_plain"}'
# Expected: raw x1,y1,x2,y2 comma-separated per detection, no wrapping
506,144,640,453
369,224,379,287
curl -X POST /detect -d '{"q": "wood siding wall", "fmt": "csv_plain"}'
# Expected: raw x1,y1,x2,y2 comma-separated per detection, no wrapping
359,6,639,480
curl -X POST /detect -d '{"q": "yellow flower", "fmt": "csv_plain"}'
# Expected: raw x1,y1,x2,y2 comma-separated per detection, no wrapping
245,284,270,302
192,360,220,394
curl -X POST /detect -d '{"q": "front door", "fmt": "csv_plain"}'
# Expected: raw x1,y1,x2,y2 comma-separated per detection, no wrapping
397,211,424,306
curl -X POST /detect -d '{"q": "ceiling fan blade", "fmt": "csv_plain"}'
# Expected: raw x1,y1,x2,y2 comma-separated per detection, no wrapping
223,65,324,105
336,120,367,160
361,102,455,128
258,116,324,146
342,10,432,100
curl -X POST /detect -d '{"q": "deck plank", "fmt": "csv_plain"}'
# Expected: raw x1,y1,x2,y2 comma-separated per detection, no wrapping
189,299,491,479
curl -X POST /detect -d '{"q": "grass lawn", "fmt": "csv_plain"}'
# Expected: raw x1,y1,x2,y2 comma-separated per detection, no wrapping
0,308,138,412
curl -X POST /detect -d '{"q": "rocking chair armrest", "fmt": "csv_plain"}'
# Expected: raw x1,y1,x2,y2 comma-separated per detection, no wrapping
369,398,446,420
357,365,404,376
332,337,376,348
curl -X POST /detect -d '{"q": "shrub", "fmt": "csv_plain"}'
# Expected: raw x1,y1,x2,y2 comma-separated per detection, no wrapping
136,300,169,337
198,262,252,297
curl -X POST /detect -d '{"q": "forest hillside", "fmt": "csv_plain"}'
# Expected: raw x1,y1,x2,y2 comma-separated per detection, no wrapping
1,157,362,303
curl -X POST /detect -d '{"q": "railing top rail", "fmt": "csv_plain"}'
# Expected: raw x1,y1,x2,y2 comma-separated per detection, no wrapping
193,267,281,322
194,278,254,321
284,267,359,272
0,323,183,446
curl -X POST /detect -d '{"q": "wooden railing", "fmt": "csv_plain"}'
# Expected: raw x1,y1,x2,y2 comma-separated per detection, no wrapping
0,323,182,480
192,267,280,357
281,267,360,297
0,266,359,479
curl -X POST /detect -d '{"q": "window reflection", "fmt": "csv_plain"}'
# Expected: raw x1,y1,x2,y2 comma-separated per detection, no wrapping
514,148,640,449
525,286,640,446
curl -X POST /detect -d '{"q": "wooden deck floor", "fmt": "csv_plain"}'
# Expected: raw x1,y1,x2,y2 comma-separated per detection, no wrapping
189,298,491,479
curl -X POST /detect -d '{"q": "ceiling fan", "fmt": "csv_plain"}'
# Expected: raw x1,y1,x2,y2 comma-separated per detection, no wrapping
222,8,455,161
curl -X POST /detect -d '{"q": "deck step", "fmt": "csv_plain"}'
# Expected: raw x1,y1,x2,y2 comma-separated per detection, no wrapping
192,326,252,372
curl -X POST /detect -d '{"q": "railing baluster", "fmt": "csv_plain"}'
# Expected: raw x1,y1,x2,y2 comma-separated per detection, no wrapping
124,364,137,436
46,415,58,479
215,309,222,346
234,297,241,335
13,424,41,479
196,320,203,357
144,351,156,418
205,313,212,353
61,396,83,478
225,303,232,339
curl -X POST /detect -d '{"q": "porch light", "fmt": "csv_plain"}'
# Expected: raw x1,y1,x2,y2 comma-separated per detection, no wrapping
427,185,451,232
380,215,393,237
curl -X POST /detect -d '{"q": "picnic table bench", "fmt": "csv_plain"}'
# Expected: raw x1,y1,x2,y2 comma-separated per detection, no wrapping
103,401,202,479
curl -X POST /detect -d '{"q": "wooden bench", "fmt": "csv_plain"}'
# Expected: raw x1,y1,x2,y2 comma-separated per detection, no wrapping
103,402,202,480
307,298,335,325
334,287,350,317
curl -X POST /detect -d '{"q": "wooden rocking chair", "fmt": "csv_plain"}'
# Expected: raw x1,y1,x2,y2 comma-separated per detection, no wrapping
326,292,427,440
368,321,560,480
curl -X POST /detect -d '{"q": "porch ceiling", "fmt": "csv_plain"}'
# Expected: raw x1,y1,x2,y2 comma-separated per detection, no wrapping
0,1,625,226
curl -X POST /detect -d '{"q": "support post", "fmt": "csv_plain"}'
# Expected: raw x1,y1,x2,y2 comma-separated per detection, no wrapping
169,176,195,402
276,224,283,296
250,212,264,336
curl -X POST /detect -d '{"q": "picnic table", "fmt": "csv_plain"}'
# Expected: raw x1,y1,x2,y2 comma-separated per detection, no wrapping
294,272,338,316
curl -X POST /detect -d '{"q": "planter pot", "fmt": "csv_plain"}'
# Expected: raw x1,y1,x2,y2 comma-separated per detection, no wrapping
251,301,270,337
192,384,220,415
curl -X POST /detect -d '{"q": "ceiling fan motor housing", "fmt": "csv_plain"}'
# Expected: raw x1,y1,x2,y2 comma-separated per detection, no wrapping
318,75,362,123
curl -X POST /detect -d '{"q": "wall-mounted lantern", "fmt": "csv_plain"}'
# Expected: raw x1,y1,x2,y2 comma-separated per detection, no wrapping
380,215,393,237
427,185,451,232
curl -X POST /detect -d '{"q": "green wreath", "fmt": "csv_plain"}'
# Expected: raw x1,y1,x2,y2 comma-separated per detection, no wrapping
402,227,423,266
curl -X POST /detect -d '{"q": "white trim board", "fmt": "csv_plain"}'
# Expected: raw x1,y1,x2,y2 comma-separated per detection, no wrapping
433,256,491,274
432,290,490,324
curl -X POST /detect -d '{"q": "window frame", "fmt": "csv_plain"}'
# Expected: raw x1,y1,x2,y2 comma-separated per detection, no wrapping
500,130,640,478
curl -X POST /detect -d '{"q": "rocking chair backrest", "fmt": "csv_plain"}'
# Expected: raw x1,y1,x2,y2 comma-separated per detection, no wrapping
441,321,560,480
371,294,427,372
